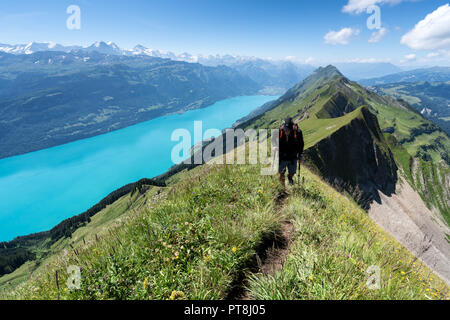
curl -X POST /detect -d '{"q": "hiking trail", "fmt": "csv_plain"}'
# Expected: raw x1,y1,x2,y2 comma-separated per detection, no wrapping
226,189,296,300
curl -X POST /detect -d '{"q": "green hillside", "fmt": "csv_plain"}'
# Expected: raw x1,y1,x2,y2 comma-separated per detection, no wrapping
2,65,449,300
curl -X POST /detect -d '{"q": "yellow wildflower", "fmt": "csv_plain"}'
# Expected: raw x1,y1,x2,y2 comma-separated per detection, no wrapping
232,246,238,254
169,290,185,300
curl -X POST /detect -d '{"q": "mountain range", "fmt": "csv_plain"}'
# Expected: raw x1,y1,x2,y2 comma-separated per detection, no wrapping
0,41,406,81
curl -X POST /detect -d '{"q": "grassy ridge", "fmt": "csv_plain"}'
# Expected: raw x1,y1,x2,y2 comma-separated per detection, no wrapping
2,162,448,300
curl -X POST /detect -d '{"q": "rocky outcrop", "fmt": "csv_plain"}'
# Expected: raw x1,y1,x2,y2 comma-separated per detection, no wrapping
369,177,450,285
304,107,398,210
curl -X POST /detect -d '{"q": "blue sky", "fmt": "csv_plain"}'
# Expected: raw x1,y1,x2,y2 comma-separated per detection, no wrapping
0,0,449,66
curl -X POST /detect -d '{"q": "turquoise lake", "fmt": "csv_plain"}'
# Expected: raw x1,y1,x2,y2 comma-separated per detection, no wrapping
0,95,278,242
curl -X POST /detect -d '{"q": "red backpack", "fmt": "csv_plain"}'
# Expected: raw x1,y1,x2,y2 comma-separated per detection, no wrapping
280,123,298,139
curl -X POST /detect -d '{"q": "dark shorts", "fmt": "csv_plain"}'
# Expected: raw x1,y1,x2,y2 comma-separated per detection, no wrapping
279,159,297,175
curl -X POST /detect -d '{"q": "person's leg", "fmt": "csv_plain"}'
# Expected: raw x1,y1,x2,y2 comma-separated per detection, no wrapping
287,159,297,185
279,173,286,187
278,160,287,187
287,174,294,185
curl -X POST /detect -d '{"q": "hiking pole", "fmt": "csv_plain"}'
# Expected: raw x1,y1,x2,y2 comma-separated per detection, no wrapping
297,157,301,186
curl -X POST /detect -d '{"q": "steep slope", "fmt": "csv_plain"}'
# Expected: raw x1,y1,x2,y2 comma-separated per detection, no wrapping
386,135,450,225
304,106,397,210
369,176,450,285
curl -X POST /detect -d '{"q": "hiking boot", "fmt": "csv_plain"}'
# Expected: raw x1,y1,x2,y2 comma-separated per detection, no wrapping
288,177,294,185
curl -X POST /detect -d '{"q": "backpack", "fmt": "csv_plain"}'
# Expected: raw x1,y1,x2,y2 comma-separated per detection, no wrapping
280,122,299,139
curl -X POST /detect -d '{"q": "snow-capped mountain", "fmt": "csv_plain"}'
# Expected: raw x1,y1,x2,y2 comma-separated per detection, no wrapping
123,45,252,65
0,41,405,81
0,42,82,55
0,41,122,56
0,41,263,66
83,41,122,55
124,45,178,60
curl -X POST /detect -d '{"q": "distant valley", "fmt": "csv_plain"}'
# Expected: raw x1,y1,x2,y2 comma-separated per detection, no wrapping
359,68,450,135
359,67,450,86
370,81,450,135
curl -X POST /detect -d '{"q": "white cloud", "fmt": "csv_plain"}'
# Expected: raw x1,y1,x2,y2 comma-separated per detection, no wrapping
284,56,298,61
346,57,392,63
401,4,450,50
324,28,360,45
368,27,388,43
427,52,440,58
404,53,417,60
305,57,315,64
424,49,450,60
343,0,405,14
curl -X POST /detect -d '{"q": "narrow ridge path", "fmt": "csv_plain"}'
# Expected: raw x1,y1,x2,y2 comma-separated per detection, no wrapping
225,190,296,300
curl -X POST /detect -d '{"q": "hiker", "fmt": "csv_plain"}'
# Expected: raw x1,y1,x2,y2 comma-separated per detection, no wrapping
278,117,304,187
